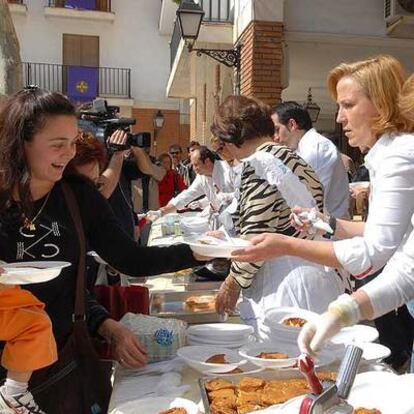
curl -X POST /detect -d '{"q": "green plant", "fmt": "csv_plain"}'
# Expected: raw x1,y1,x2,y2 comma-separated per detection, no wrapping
172,0,181,5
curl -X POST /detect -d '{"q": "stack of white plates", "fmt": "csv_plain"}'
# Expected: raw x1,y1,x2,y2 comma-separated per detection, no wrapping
186,323,255,349
263,307,318,341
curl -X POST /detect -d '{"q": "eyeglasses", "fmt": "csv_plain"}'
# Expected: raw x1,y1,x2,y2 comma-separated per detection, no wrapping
169,151,180,155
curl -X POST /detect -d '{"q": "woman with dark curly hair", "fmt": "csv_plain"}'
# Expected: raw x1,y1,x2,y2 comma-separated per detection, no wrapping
211,95,347,339
0,87,203,413
65,132,107,184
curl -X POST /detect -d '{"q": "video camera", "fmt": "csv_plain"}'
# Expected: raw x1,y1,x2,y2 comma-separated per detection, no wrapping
78,99,151,151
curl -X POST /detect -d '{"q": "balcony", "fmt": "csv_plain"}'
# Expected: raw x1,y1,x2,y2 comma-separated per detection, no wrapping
45,0,114,22
167,0,234,98
7,0,27,15
22,62,131,99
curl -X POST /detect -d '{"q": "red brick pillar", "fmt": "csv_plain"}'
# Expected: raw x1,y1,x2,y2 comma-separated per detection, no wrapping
238,20,284,106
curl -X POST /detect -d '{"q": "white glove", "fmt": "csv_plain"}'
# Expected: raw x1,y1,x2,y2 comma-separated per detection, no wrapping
292,208,333,235
146,210,162,222
298,294,361,357
298,312,343,357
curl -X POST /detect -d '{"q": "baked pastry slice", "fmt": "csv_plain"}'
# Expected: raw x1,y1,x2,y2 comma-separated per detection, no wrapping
205,378,235,392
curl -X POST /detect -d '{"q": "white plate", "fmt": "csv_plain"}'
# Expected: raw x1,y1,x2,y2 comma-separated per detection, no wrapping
348,372,414,414
187,323,254,341
239,343,298,369
110,396,198,414
264,307,318,332
187,334,254,349
180,216,209,235
183,235,251,258
349,181,370,189
87,251,107,265
354,341,391,362
239,341,337,370
177,345,247,374
279,372,414,414
0,261,71,285
204,361,264,377
330,324,379,345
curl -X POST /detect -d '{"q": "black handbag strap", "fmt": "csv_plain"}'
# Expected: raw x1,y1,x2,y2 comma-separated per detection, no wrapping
61,182,86,320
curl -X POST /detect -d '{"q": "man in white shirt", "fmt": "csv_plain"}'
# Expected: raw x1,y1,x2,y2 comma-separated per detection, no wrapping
149,146,235,218
271,101,350,218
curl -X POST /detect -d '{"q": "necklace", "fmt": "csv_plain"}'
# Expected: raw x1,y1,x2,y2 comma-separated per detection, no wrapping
23,191,51,231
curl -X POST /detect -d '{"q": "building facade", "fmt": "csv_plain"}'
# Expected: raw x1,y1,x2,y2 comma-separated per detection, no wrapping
8,0,191,155
166,0,414,152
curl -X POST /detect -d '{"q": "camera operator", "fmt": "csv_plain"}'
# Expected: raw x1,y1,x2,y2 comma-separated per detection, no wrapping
79,99,159,240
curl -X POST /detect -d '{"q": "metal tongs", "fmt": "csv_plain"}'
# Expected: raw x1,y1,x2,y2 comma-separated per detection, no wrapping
298,344,363,414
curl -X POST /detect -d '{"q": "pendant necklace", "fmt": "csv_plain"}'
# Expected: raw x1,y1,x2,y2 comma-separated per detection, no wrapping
22,191,51,231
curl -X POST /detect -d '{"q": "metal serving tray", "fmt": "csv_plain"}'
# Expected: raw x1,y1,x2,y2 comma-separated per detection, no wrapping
198,362,394,414
150,289,223,324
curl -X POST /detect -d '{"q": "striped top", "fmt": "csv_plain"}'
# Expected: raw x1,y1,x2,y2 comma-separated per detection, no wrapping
230,142,324,288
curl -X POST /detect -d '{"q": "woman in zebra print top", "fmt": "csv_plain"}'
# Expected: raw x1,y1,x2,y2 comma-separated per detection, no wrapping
211,95,347,338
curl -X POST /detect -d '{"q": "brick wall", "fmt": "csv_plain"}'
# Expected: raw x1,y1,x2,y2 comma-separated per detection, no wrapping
131,107,190,157
238,20,284,106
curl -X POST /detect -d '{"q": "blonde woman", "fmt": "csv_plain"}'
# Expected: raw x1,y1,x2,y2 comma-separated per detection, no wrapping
231,55,414,355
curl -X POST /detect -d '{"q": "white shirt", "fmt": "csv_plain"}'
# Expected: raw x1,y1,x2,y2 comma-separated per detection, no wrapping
334,133,414,278
169,160,235,210
297,128,350,218
362,213,414,318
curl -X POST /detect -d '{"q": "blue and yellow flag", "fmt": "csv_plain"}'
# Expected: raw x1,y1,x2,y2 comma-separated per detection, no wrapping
67,66,98,102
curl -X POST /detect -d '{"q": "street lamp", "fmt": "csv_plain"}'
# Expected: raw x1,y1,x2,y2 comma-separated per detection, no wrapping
153,110,165,130
176,0,242,95
303,88,321,123
176,0,205,43
153,110,165,152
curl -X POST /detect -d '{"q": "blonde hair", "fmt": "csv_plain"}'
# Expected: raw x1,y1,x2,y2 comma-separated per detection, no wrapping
398,74,414,131
327,55,409,137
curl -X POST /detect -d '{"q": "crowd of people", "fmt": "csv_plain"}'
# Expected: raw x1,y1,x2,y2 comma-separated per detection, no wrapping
1,53,414,414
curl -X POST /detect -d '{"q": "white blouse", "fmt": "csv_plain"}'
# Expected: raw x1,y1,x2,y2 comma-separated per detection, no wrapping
333,133,414,278
170,160,235,210
361,213,414,317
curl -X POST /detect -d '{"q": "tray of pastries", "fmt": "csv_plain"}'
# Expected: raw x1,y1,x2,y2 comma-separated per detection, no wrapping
199,369,337,414
150,290,222,324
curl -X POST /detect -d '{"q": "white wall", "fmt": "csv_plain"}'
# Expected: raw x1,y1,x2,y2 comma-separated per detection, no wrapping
280,0,414,124
284,0,386,36
11,0,179,109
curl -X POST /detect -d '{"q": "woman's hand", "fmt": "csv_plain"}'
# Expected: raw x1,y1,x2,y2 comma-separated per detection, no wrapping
298,312,344,358
98,319,147,369
231,233,290,262
350,186,369,200
146,210,162,222
290,207,328,236
215,277,241,315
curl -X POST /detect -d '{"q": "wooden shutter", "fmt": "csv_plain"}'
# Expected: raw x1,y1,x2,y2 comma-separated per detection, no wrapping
63,34,99,67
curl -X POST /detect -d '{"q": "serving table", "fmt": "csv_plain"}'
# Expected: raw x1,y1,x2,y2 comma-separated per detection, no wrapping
108,357,395,413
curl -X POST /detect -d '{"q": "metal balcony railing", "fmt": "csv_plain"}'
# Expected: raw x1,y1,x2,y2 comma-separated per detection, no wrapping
170,0,234,69
22,62,131,99
197,0,233,23
47,0,111,13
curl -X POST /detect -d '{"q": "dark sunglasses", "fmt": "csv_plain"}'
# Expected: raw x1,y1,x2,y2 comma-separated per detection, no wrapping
169,151,180,155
